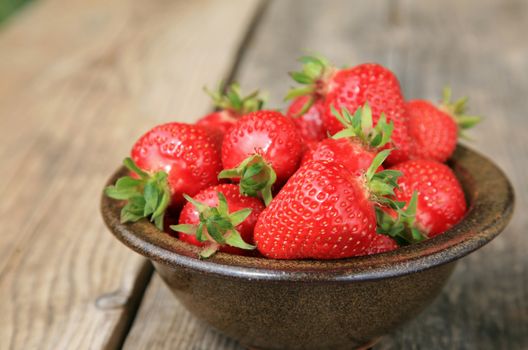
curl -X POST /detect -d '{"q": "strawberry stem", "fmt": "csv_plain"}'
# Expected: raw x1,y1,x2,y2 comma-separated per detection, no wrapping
376,191,428,245
171,192,255,258
331,103,394,148
365,150,401,198
204,82,265,116
363,151,427,245
363,150,426,246
440,87,482,133
218,154,276,206
288,55,330,86
284,55,335,117
104,158,171,230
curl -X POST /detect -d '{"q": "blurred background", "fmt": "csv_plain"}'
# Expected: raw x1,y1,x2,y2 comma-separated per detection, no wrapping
0,0,30,24
1,0,526,349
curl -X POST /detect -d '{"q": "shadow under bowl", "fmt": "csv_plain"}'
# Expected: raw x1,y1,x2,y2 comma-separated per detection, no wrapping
101,145,514,350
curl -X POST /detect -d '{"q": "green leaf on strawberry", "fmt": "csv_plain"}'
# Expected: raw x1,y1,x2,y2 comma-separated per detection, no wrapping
365,149,401,199
440,87,482,136
331,103,394,149
376,191,428,245
205,82,265,116
218,154,277,206
285,55,334,115
104,157,170,230
362,151,427,245
171,192,256,259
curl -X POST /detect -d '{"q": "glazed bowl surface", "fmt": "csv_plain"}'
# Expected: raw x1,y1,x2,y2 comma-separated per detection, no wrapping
101,145,514,350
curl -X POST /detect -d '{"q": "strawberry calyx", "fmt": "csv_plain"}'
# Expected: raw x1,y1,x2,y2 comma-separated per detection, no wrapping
363,151,428,246
285,55,335,117
331,103,394,149
440,87,482,137
171,193,255,258
104,158,171,230
364,149,401,201
205,82,265,116
218,154,276,206
375,191,428,245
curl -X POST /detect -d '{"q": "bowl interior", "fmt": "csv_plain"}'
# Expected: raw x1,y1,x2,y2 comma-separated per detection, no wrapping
101,145,514,282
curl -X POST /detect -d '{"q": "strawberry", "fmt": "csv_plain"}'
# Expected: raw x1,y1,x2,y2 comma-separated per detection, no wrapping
302,103,393,176
287,56,410,164
384,159,467,238
197,83,264,146
406,88,481,162
196,112,237,147
219,110,304,205
254,150,401,260
105,122,222,229
367,234,399,255
285,95,327,144
171,184,265,258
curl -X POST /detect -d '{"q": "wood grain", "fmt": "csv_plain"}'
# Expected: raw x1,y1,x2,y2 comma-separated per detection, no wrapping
126,0,527,349
0,0,262,348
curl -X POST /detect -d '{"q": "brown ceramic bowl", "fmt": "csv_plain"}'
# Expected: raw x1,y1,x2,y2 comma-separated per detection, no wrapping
101,145,514,350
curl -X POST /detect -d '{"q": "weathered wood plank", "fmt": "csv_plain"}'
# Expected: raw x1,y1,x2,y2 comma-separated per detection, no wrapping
126,0,527,349
0,0,262,348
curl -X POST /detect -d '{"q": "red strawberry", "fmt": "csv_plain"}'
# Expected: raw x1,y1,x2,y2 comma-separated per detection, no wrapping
220,110,304,205
197,111,238,146
285,95,327,144
367,234,399,255
287,56,410,164
105,122,222,229
254,151,399,260
303,138,372,176
302,103,393,176
406,88,481,162
196,83,265,146
389,159,467,237
171,184,265,258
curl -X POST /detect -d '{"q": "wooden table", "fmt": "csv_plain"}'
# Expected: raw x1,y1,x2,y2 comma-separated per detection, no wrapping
1,0,526,349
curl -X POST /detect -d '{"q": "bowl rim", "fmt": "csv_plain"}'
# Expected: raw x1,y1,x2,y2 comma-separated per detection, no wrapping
101,144,514,282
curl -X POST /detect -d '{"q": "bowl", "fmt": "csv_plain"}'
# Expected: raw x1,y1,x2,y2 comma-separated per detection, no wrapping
101,145,514,350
